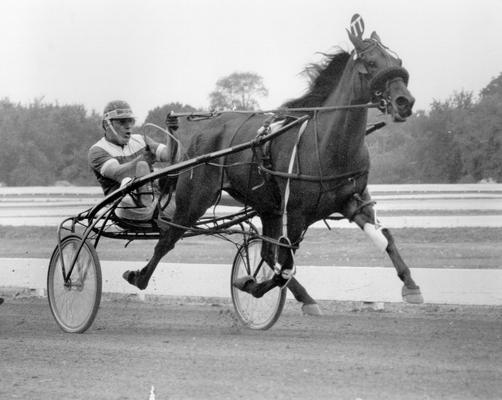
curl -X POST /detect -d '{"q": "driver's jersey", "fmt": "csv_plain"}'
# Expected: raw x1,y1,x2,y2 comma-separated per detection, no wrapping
88,134,147,195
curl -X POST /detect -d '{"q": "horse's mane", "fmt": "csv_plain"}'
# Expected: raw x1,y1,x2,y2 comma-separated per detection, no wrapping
282,49,351,109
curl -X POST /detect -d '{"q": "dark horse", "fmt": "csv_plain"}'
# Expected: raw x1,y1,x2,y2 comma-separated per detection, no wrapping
123,22,424,309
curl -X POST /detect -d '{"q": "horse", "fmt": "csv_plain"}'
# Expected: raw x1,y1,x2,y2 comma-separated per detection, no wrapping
123,19,424,310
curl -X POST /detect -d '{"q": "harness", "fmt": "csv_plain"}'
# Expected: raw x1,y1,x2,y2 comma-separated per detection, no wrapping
250,113,379,285
252,113,385,199
171,105,386,236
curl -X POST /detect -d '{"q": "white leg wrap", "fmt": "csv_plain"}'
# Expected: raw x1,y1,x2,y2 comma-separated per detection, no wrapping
363,223,388,252
273,263,296,280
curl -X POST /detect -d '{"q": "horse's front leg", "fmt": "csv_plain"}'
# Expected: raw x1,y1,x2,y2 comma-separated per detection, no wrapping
233,214,291,296
345,195,424,304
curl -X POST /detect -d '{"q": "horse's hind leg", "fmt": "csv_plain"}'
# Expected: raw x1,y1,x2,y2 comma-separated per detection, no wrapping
346,197,424,304
123,225,187,289
288,278,322,315
124,169,221,290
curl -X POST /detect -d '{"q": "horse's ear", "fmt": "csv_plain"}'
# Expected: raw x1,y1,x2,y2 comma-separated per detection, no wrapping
355,60,368,75
346,28,365,52
370,31,382,43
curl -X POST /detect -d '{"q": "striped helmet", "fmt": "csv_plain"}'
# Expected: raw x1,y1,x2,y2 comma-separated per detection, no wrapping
102,100,135,122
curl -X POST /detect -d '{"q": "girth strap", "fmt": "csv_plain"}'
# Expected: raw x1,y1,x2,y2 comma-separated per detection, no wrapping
281,119,309,238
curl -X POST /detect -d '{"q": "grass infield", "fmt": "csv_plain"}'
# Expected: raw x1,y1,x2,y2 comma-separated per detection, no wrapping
0,226,500,269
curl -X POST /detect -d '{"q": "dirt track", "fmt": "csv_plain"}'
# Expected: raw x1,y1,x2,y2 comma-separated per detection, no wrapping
1,296,501,400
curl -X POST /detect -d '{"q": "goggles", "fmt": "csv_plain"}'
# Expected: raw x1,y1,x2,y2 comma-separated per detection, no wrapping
111,118,135,127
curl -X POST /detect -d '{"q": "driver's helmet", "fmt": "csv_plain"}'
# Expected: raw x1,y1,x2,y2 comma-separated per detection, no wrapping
102,100,135,126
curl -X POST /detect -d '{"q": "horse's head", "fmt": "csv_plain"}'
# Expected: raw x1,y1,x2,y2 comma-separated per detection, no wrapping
347,27,415,122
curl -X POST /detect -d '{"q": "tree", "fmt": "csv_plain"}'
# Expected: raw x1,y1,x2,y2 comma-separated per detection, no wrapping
143,102,199,151
0,98,102,186
469,87,502,181
144,102,198,127
480,72,502,98
412,95,471,183
209,72,268,111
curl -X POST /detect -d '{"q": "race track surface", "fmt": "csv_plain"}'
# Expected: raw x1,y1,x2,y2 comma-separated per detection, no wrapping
1,296,501,400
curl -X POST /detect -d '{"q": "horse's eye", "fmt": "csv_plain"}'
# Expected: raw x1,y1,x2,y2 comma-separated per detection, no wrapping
367,61,377,68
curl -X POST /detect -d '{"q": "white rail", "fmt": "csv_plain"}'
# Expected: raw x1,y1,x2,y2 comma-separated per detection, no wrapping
0,183,501,196
2,258,501,305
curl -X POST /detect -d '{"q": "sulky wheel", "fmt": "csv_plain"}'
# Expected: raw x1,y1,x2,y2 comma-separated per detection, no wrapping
47,234,102,333
230,239,286,330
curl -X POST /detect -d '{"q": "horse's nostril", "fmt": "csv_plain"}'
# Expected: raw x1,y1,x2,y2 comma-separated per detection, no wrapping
396,97,409,107
395,96,413,117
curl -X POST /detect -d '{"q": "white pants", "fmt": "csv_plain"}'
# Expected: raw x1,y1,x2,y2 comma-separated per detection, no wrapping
115,194,176,221
115,177,176,221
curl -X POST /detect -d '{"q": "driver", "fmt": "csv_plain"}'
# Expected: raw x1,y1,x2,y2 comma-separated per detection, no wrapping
88,100,175,222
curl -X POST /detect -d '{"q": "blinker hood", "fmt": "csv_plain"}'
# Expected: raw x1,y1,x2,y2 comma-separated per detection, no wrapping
369,66,409,94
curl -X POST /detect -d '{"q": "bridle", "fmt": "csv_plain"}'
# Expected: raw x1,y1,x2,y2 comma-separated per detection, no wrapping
354,41,410,115
371,69,410,114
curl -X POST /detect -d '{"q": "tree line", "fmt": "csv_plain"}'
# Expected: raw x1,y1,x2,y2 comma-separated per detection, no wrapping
0,72,500,186
367,73,502,183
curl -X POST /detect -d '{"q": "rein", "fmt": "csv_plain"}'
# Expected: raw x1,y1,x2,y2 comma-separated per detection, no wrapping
170,101,381,119
172,100,382,184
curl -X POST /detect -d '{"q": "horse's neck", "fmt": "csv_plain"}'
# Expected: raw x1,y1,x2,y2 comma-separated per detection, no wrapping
318,62,369,170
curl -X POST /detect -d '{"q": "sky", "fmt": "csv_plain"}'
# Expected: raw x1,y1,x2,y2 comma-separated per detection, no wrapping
1,0,502,123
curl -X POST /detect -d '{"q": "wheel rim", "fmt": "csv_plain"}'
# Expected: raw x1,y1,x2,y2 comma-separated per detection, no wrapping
48,237,100,332
231,240,284,329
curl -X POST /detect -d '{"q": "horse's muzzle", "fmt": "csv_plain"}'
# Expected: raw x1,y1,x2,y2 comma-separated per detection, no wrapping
370,66,414,122
387,78,415,122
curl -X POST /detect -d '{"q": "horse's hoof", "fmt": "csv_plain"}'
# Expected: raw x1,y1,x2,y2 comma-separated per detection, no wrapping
402,286,424,304
122,270,147,290
232,276,255,292
302,303,322,316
